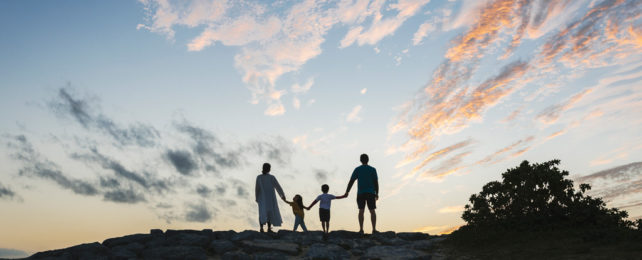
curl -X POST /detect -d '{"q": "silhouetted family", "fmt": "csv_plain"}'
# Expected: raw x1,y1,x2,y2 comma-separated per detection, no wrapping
255,154,379,238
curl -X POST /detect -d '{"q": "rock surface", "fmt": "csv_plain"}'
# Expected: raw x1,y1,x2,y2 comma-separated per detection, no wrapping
22,229,448,259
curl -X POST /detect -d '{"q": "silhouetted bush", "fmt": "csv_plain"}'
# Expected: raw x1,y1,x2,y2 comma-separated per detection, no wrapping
448,159,642,249
460,159,631,230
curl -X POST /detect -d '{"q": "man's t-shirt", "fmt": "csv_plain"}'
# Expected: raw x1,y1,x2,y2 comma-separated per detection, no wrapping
350,165,378,195
316,193,336,209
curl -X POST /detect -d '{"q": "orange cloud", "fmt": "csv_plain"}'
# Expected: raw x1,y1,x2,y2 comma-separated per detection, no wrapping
477,136,535,165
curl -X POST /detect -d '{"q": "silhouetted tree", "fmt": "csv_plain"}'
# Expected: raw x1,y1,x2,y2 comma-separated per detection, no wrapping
461,159,631,230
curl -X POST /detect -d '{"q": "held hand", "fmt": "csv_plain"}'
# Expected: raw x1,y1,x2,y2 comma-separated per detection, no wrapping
375,194,379,201
344,192,349,197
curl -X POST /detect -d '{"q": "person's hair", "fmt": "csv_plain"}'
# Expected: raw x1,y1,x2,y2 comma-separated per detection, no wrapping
321,184,329,193
360,154,369,164
294,194,304,209
262,163,271,174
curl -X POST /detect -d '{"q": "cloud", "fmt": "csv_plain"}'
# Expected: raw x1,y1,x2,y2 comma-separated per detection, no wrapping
0,248,30,258
575,162,642,209
165,149,198,176
139,1,429,115
314,169,330,183
346,105,363,123
413,224,462,235
438,205,464,213
71,148,171,194
536,88,593,124
340,0,431,48
291,78,314,94
399,139,474,179
185,202,213,223
392,0,641,182
0,182,17,200
50,87,159,147
8,135,99,196
196,184,212,198
104,188,146,204
476,136,535,165
412,21,435,45
292,97,301,110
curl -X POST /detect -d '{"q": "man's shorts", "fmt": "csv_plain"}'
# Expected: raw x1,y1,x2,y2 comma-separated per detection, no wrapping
357,193,377,210
319,208,330,222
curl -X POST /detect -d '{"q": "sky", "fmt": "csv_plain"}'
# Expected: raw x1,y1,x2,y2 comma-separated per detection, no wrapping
0,0,641,257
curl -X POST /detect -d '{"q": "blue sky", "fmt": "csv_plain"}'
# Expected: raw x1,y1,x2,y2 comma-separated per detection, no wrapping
1,0,641,256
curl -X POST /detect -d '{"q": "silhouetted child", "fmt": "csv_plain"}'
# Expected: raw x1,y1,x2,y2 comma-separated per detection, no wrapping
283,194,307,232
306,184,347,237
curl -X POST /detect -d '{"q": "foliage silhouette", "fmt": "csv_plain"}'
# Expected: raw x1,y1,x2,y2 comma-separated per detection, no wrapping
461,159,631,230
445,160,641,258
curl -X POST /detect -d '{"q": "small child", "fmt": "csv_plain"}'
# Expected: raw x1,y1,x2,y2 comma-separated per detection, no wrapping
306,184,347,237
283,194,307,232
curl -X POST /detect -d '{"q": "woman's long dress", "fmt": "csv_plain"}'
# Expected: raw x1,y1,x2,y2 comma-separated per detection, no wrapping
255,173,285,226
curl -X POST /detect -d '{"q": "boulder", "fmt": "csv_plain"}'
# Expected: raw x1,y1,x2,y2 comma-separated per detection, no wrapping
240,239,299,255
376,237,407,246
110,246,137,260
103,234,152,248
364,245,427,259
372,231,396,239
209,240,237,254
304,243,351,260
167,233,210,247
231,230,270,242
112,242,144,256
29,242,110,260
253,251,290,260
222,250,252,260
150,229,163,235
397,232,431,241
406,240,434,251
329,230,362,239
214,230,237,240
141,246,208,260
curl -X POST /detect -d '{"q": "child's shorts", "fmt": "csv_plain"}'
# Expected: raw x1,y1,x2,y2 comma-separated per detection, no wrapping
319,208,330,222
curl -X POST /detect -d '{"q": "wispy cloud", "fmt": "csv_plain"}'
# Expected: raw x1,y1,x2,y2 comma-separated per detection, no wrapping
7,135,99,197
438,205,464,213
50,87,159,147
413,224,462,235
575,162,642,211
139,0,429,115
392,0,641,182
185,201,213,223
346,105,363,123
0,182,18,200
536,89,593,124
412,21,435,46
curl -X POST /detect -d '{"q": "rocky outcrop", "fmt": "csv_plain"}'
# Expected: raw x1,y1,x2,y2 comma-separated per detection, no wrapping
23,229,449,259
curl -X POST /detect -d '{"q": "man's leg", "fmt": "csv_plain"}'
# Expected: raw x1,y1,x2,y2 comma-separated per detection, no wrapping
260,223,265,232
369,209,377,233
326,221,330,233
358,208,365,232
267,221,272,232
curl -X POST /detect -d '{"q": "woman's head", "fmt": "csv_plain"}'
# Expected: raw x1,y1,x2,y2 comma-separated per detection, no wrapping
262,163,271,174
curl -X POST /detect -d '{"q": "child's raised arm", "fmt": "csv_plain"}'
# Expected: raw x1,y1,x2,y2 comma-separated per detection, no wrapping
306,199,319,210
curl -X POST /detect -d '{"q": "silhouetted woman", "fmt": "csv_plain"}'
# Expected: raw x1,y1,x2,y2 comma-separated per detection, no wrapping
255,163,286,233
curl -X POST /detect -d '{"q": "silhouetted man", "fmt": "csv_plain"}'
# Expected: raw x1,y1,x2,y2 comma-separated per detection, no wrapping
345,153,379,234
